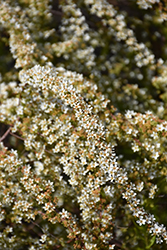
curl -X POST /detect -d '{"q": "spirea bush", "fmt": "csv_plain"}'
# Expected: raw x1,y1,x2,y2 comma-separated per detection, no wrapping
0,0,167,249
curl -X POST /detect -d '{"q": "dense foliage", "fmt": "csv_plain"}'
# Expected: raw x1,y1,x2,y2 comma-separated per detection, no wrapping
0,0,167,249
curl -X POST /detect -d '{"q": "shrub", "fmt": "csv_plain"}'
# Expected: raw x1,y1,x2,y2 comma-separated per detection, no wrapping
0,0,167,249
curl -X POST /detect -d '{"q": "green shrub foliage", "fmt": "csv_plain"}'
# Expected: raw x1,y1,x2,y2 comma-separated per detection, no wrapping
0,0,167,249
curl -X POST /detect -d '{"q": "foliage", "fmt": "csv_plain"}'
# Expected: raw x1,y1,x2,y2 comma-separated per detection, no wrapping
0,0,167,249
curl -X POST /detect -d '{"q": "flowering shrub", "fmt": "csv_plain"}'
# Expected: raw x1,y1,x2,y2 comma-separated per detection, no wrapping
0,0,167,249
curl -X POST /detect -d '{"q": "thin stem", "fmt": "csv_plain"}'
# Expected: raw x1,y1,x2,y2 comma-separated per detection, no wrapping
9,131,25,141
0,127,11,142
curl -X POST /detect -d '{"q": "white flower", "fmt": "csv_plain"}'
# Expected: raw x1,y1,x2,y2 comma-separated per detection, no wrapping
60,208,69,219
132,143,139,152
151,151,159,160
125,110,136,119
109,244,115,249
149,184,158,199
156,124,164,131
150,223,163,236
150,131,158,139
40,234,47,243
137,216,146,226
136,182,144,192
34,161,44,175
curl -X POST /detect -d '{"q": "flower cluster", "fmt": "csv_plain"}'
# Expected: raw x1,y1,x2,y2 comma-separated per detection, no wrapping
0,0,167,249
137,0,167,21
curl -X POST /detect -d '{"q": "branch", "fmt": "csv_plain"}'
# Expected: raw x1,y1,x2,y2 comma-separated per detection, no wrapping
0,127,11,142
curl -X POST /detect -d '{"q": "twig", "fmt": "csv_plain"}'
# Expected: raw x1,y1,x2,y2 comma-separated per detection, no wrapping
9,131,25,141
10,130,57,157
0,127,11,142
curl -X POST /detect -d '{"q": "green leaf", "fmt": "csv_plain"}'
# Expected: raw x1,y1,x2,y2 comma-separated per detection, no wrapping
146,235,156,249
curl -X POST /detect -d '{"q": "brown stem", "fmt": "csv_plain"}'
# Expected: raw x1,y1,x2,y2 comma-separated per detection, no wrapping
9,131,25,141
0,127,11,142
